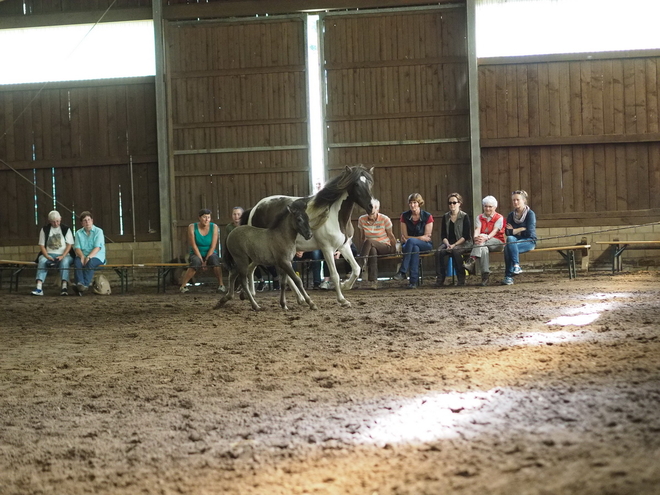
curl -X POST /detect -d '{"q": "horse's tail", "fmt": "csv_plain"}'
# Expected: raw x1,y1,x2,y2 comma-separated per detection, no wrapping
223,247,236,272
240,208,252,225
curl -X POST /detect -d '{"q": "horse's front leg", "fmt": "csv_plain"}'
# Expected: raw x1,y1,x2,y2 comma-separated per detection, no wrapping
285,274,305,305
338,240,361,290
240,272,261,311
276,268,289,310
280,263,317,310
321,246,351,308
214,270,237,309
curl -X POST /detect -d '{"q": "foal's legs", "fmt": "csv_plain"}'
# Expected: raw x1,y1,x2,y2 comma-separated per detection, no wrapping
278,262,317,310
214,270,238,309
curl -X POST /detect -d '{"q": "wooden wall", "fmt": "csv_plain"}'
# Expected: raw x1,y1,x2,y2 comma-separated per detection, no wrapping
323,6,471,232
479,54,660,227
0,79,159,245
166,16,309,255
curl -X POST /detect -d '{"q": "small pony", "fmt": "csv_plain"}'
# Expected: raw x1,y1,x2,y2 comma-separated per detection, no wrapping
214,198,317,311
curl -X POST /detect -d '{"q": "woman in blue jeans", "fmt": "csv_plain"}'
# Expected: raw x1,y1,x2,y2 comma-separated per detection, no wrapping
502,190,537,285
392,193,434,289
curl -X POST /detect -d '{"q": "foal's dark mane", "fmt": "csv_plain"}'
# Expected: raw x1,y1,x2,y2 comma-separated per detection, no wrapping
270,198,308,231
312,165,373,210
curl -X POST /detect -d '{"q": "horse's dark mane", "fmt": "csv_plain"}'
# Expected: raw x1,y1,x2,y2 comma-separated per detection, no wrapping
312,165,372,210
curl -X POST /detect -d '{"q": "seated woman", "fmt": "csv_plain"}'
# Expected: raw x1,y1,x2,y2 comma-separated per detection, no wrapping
502,190,537,285
357,198,397,290
435,192,472,287
179,208,225,293
464,196,505,286
392,193,434,289
73,211,106,296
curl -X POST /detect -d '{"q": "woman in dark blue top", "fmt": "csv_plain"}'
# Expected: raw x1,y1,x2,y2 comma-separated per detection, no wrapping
502,190,537,285
392,192,434,289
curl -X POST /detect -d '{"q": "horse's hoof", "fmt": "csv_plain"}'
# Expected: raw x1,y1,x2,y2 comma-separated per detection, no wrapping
309,303,318,310
340,300,352,308
239,292,245,300
213,299,227,309
251,305,262,311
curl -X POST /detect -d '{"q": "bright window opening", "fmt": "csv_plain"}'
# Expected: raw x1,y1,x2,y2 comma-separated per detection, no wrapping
0,20,155,85
477,0,660,58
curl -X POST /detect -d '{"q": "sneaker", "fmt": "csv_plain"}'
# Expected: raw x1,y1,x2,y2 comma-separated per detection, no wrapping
319,280,331,290
502,276,514,285
435,276,446,287
406,283,418,289
273,279,281,291
179,286,189,293
217,284,226,293
370,281,378,290
77,283,88,293
60,287,69,296
256,280,265,292
392,271,405,281
463,258,476,275
31,288,43,296
481,272,490,286
511,265,523,276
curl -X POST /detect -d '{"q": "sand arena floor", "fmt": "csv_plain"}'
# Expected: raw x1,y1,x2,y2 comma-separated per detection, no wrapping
1,270,659,495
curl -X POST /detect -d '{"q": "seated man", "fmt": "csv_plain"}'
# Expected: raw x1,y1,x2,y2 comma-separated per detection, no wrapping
32,210,74,296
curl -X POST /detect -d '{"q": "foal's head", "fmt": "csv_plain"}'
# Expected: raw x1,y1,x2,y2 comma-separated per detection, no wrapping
287,199,313,240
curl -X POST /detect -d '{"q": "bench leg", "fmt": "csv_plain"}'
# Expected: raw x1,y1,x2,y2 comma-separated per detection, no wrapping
112,268,129,294
158,267,174,293
10,267,24,293
612,244,627,273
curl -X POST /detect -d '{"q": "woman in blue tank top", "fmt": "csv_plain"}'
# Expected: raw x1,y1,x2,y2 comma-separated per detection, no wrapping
179,208,225,293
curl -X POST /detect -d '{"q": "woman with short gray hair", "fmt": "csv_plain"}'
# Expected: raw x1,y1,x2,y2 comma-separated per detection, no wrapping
464,196,505,286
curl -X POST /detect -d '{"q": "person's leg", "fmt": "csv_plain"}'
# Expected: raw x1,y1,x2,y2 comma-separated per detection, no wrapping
451,249,466,285
206,253,225,290
512,239,535,274
83,257,104,287
35,255,49,286
74,256,84,285
59,254,72,286
180,255,201,291
504,235,518,277
408,239,432,286
479,238,503,275
368,241,392,281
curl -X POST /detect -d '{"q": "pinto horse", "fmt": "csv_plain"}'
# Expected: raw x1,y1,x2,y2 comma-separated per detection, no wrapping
215,198,317,311
245,165,374,308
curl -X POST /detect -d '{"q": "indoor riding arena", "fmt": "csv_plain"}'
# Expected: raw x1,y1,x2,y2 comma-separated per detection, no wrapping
1,1,659,495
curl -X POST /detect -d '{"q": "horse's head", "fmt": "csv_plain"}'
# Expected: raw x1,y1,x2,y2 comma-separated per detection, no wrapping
346,165,375,215
287,198,313,240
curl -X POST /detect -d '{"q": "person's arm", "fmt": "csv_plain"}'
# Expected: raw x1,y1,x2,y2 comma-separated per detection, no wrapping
489,216,504,239
525,210,537,239
209,224,219,262
400,219,409,243
37,228,51,259
58,230,74,260
421,217,433,243
441,216,450,248
385,225,397,247
462,215,472,243
188,224,203,263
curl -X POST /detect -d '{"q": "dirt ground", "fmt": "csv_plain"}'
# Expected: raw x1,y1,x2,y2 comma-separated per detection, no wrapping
1,270,659,495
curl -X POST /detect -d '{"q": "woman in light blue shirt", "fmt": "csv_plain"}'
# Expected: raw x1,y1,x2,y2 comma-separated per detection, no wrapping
73,211,106,295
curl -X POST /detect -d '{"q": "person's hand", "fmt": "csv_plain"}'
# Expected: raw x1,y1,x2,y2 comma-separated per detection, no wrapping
334,251,341,259
295,251,303,258
506,223,514,230
446,243,454,251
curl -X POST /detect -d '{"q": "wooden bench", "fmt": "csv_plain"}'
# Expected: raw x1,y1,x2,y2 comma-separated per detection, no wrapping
379,251,435,285
0,260,37,293
101,263,189,293
596,240,660,273
521,244,591,279
0,260,189,294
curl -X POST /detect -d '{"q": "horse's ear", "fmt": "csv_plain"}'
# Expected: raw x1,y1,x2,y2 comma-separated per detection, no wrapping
345,165,351,173
369,167,374,175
